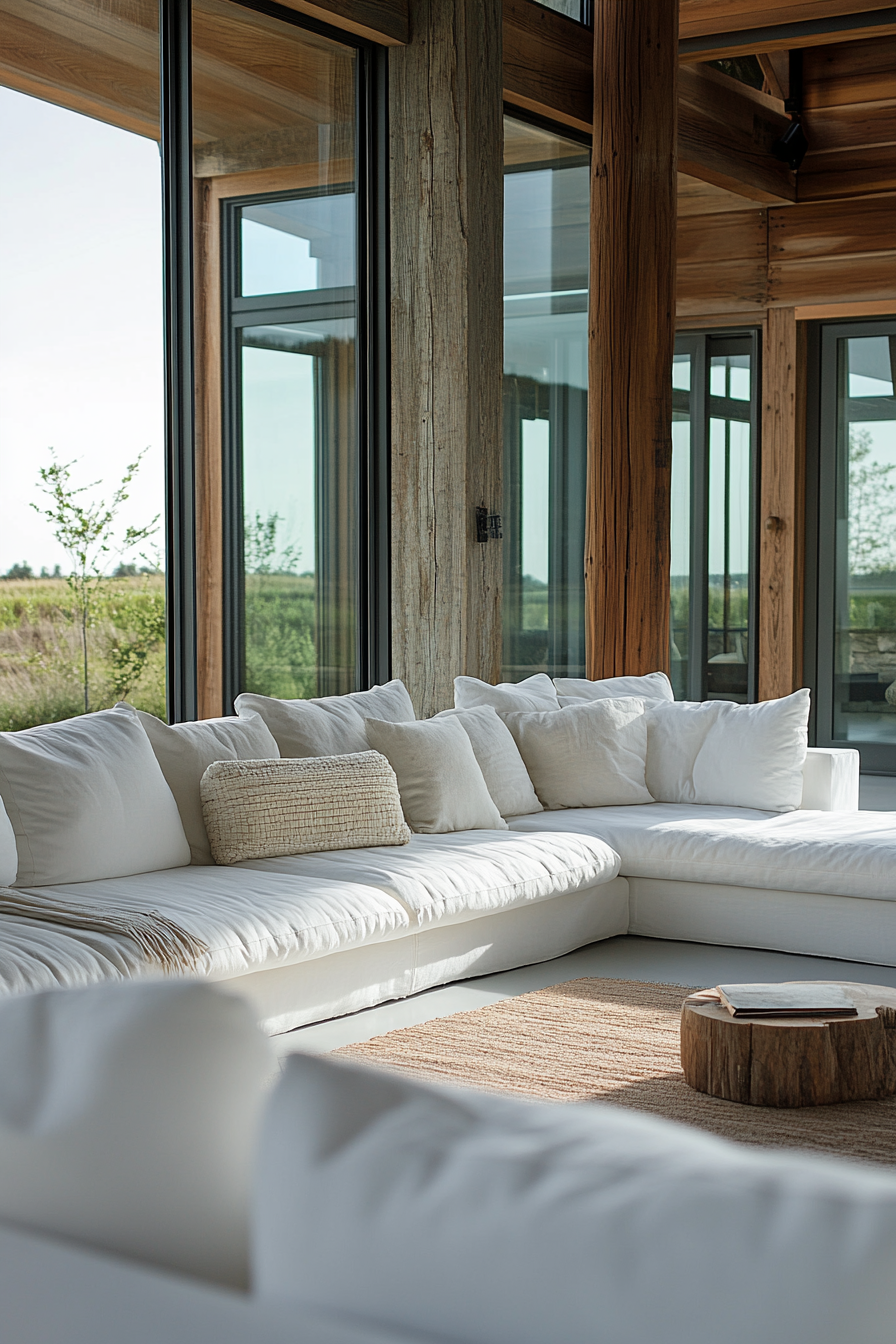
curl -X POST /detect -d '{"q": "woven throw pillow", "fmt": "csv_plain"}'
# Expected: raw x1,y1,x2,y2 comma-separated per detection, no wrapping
200,753,410,865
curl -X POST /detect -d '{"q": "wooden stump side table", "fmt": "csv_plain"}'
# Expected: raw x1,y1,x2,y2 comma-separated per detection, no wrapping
680,981,896,1108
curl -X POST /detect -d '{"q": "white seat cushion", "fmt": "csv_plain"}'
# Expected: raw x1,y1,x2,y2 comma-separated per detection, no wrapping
509,802,896,901
13,865,411,986
0,981,271,1288
237,829,620,930
255,1052,896,1344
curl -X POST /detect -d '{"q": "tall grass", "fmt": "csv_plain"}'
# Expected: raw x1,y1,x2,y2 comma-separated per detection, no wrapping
0,575,166,730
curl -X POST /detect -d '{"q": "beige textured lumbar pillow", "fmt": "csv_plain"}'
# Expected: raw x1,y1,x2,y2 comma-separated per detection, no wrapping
200,753,410,865
364,717,507,834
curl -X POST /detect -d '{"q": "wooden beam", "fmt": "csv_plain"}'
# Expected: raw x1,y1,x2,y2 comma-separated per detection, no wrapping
678,64,796,203
758,308,805,700
274,0,408,45
679,2,896,60
677,209,768,313
502,0,591,134
795,299,896,318
193,122,353,177
798,145,896,200
389,0,503,717
586,0,677,680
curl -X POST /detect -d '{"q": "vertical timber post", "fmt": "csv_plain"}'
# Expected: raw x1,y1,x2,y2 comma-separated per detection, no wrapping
585,0,677,679
389,0,503,718
759,307,806,700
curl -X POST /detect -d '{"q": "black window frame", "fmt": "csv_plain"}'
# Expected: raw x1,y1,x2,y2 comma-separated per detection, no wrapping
159,0,389,721
672,327,762,703
805,316,896,773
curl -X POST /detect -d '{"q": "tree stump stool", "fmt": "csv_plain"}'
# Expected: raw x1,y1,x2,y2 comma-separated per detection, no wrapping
680,981,896,1108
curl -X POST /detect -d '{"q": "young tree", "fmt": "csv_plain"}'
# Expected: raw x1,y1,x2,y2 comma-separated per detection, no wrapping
32,449,159,713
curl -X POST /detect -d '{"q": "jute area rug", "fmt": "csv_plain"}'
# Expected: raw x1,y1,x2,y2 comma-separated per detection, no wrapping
336,977,896,1167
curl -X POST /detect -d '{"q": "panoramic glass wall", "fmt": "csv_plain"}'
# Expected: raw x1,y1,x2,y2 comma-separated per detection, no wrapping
0,2,165,729
670,331,759,703
502,115,589,681
814,321,896,771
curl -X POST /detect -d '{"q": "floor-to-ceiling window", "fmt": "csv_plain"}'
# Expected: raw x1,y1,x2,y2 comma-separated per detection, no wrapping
192,0,385,710
502,114,589,681
670,331,759,703
0,4,165,728
811,320,896,772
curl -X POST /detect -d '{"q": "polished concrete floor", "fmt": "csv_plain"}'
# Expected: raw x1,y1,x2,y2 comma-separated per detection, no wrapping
275,776,896,1058
277,934,896,1056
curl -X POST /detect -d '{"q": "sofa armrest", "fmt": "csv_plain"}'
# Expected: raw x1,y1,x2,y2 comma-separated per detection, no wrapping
800,747,860,812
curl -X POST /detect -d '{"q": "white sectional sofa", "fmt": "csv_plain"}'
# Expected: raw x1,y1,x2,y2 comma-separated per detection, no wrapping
4,978,896,1344
0,676,891,1034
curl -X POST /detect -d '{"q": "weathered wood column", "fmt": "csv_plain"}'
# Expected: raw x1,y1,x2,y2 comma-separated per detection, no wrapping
389,0,503,718
585,0,678,678
759,307,806,700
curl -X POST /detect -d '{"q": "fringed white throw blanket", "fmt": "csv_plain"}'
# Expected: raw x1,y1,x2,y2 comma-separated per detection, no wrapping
0,888,209,974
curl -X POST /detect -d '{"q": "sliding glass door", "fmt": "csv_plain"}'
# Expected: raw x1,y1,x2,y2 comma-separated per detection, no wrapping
812,321,896,771
670,331,759,702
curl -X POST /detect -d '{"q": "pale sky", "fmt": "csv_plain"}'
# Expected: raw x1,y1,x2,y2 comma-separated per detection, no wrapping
0,86,164,575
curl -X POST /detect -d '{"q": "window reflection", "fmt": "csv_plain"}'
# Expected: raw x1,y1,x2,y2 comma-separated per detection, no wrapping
502,115,589,680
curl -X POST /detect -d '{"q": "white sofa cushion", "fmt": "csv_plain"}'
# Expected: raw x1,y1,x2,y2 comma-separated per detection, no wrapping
133,708,280,863
235,681,415,758
0,705,190,886
9,863,412,989
554,670,674,703
502,698,652,809
255,1053,896,1344
801,746,860,811
507,802,896,901
0,981,272,1288
437,706,542,818
201,754,410,863
237,829,620,930
0,798,17,886
454,672,560,713
365,717,506,833
646,689,810,812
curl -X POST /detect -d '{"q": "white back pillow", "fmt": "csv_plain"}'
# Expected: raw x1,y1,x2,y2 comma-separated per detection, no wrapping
0,797,17,886
235,680,415,758
555,671,674,704
502,698,652,809
0,981,272,1287
365,717,506,833
0,704,190,886
255,1053,896,1344
646,689,810,812
437,705,542,817
132,707,280,864
454,673,559,714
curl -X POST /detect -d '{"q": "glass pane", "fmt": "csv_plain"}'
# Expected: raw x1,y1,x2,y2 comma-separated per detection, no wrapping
833,334,896,746
195,0,359,699
241,191,355,297
0,3,165,729
670,353,692,699
534,0,586,19
706,417,751,701
710,352,750,401
503,115,589,680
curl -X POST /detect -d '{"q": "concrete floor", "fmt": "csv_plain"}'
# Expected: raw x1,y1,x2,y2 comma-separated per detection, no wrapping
274,776,896,1058
277,934,896,1056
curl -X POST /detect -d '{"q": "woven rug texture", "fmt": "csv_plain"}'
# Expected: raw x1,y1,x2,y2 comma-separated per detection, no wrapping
336,977,896,1167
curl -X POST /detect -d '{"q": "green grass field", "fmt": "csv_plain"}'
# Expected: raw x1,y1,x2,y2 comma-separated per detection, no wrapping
0,574,166,730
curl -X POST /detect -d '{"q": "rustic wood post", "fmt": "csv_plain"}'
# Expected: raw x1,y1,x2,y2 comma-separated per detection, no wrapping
585,0,678,678
389,0,503,717
759,307,806,700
